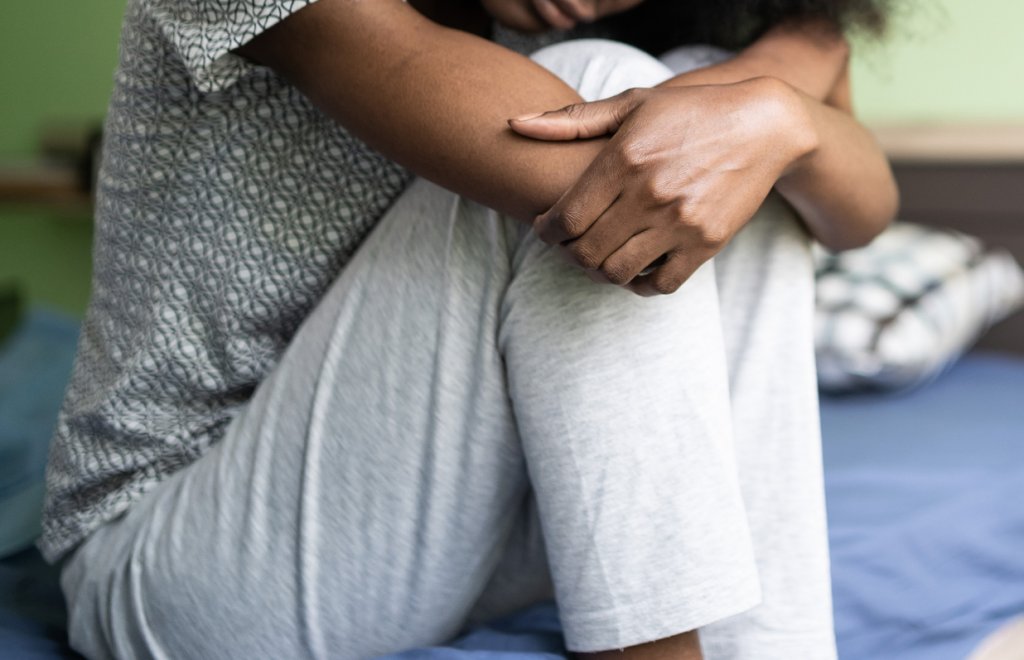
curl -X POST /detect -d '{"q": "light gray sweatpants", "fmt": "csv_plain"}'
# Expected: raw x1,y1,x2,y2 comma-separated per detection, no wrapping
61,40,836,659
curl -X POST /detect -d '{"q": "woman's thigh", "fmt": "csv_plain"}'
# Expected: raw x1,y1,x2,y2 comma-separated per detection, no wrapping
61,179,745,660
61,180,536,659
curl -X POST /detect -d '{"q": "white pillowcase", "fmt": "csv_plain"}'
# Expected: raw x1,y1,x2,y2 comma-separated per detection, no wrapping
814,222,1024,392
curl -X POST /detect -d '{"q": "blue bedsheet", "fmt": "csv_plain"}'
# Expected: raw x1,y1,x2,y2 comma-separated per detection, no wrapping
1,310,1022,659
822,354,1024,660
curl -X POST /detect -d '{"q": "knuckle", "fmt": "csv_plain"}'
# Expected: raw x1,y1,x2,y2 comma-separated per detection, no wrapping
602,261,633,286
671,205,726,252
563,103,587,120
536,220,558,244
619,145,648,172
640,177,675,206
652,271,683,295
668,199,692,226
561,209,593,238
546,209,585,240
620,87,644,105
652,280,680,295
698,225,728,250
568,242,602,270
559,211,587,239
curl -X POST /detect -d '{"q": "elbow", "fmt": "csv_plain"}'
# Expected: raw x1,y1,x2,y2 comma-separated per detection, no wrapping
818,173,900,252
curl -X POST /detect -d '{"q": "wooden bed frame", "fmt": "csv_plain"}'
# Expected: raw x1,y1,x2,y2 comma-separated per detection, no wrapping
873,125,1024,356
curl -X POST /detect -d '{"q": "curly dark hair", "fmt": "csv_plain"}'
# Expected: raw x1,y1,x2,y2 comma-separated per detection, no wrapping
599,0,891,53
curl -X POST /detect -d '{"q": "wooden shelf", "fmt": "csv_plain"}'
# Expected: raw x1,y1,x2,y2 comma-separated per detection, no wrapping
872,123,1024,164
0,162,92,211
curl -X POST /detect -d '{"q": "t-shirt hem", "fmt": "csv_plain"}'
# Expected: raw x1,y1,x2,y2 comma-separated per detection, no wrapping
146,0,322,93
37,471,166,564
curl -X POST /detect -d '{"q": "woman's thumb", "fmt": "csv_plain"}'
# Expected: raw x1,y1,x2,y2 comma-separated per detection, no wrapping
508,89,640,141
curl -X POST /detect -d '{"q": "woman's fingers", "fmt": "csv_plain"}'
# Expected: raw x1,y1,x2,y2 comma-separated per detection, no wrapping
560,198,646,272
533,149,623,244
525,81,799,296
512,90,648,246
627,250,701,297
508,89,643,141
566,221,704,296
596,230,671,287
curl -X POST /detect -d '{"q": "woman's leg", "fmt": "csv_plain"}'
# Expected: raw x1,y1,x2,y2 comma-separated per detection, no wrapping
63,170,755,658
62,179,541,659
660,44,838,659
476,41,760,653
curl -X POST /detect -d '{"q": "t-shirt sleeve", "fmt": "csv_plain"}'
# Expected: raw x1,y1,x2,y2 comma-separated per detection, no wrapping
140,0,319,93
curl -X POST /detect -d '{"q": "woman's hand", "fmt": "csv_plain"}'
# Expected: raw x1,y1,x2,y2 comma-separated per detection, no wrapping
509,78,817,295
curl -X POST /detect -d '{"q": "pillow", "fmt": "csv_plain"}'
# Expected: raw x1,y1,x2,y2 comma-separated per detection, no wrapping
814,222,1024,392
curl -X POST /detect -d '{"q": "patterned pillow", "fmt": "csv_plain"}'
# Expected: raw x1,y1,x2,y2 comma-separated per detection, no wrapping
814,222,1024,392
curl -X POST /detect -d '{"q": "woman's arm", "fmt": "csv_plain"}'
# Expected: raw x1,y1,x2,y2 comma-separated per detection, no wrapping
775,82,897,248
509,76,897,295
243,0,895,300
658,17,853,108
238,0,605,223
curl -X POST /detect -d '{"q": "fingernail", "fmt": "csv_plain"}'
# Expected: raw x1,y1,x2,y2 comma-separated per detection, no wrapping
511,112,543,122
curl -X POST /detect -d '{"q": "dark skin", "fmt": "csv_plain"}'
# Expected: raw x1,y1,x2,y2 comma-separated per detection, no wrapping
240,0,895,296
237,0,896,654
506,18,895,294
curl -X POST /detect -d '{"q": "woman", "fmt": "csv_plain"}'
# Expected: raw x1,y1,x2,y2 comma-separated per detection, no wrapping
43,0,896,658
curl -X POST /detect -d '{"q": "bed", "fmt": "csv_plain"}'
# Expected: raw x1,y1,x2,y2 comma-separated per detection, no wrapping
2,139,1023,659
2,316,1022,659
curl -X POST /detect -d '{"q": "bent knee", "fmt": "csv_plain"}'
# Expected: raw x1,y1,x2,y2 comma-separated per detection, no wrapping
659,44,733,76
531,39,672,100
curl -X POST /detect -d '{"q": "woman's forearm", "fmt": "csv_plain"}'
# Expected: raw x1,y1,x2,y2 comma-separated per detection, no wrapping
776,82,898,250
238,0,605,224
242,0,895,278
659,18,851,103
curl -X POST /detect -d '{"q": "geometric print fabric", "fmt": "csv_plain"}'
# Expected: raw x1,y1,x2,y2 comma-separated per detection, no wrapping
40,0,411,562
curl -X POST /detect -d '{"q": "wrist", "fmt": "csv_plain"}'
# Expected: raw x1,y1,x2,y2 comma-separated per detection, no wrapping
740,21,850,101
742,77,820,175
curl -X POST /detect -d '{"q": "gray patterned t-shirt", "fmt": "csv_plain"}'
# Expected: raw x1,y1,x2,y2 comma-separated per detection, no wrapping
39,0,412,561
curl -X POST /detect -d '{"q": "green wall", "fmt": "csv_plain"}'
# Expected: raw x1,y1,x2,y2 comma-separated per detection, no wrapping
852,0,1024,124
0,0,1021,317
0,3,125,158
0,2,124,317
